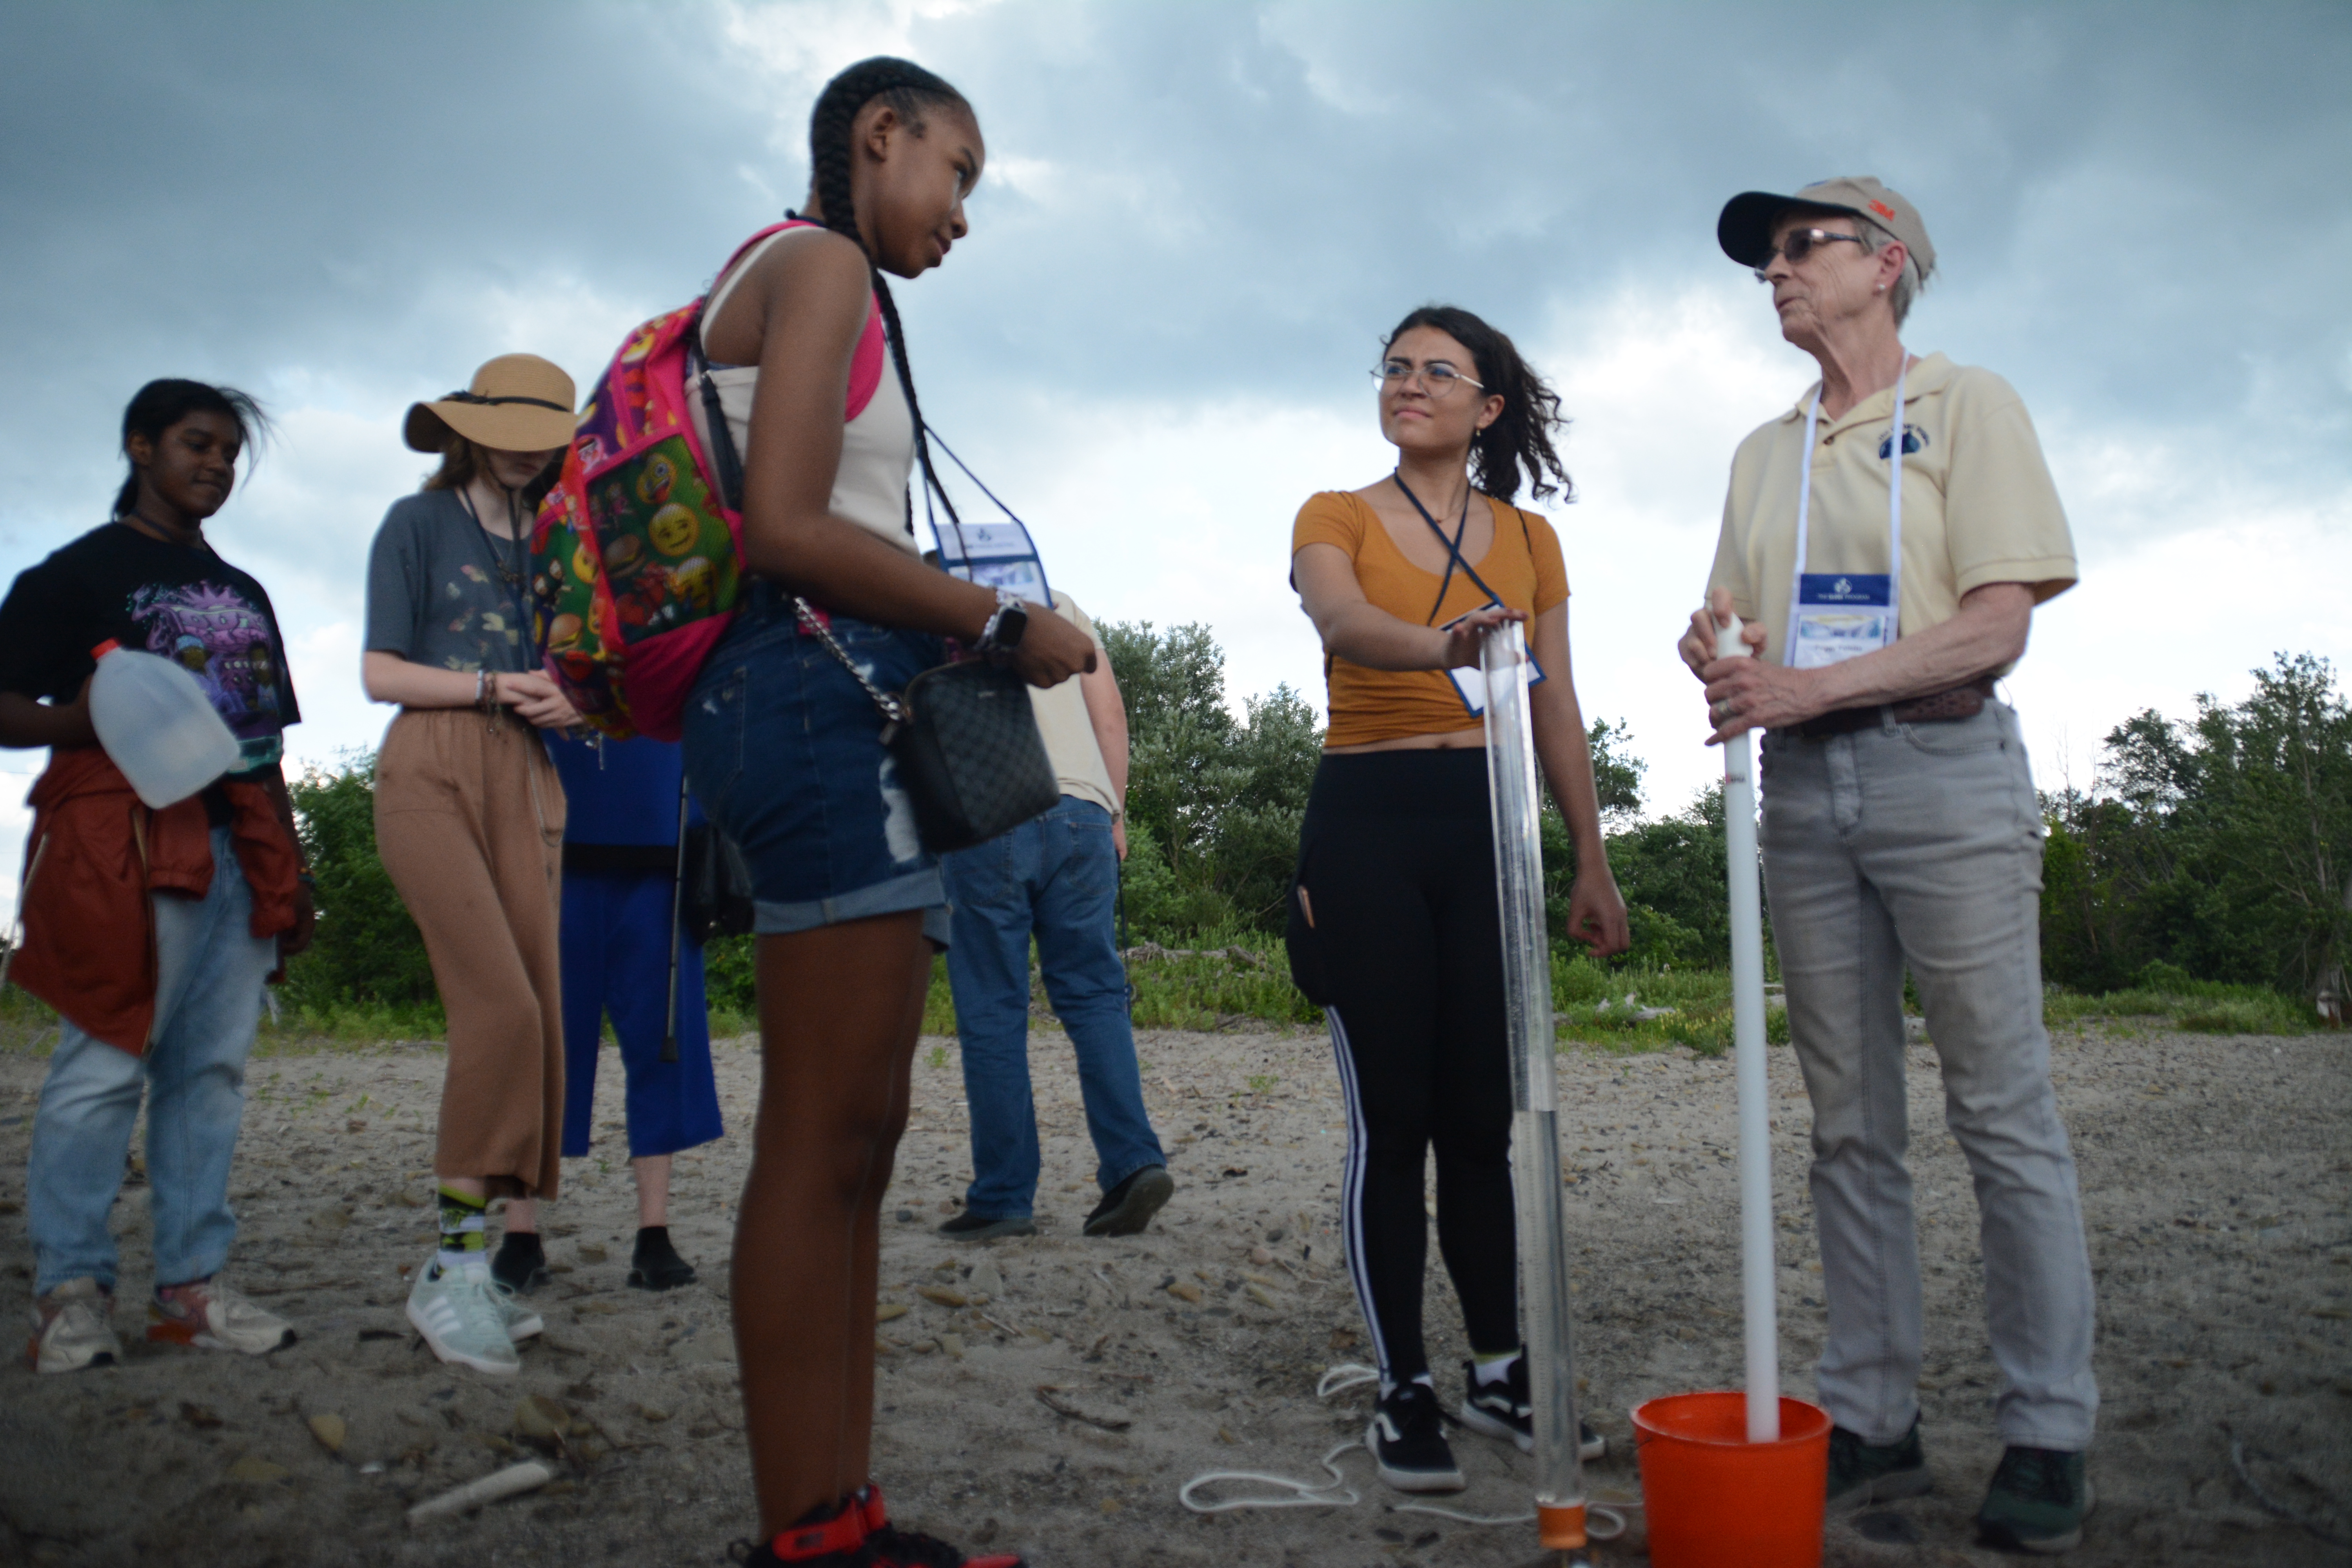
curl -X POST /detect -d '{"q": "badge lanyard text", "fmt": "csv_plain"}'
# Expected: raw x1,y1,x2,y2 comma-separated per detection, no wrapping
1784,359,1906,670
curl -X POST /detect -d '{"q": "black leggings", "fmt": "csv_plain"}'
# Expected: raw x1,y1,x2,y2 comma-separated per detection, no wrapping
1294,750,1518,1385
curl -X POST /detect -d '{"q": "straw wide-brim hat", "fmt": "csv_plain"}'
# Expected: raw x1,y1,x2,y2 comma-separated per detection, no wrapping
404,354,579,454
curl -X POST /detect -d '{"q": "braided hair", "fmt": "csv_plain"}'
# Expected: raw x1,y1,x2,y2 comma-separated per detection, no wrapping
806,56,972,526
1384,305,1572,506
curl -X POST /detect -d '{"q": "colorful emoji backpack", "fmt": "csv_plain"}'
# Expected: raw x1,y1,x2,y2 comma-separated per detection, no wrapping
530,224,788,741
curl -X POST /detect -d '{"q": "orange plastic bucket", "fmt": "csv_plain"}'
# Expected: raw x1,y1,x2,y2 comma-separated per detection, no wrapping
1633,1392,1831,1568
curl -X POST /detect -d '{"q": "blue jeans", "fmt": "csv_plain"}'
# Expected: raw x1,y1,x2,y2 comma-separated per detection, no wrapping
940,797,1165,1219
27,828,277,1296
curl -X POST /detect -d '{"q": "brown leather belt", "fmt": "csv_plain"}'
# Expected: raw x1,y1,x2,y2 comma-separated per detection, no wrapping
1779,674,1999,740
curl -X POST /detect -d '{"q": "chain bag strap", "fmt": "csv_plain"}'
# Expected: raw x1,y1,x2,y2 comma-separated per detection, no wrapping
793,599,1059,854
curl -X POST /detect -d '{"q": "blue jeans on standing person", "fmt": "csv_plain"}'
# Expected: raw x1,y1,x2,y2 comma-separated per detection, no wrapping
27,827,278,1297
940,796,1165,1220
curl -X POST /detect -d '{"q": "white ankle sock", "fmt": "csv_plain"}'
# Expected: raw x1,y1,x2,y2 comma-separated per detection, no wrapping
1473,1350,1520,1386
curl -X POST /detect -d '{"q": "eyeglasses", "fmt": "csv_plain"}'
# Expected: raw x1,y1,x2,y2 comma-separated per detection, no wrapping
1372,359,1486,397
1753,228,1866,282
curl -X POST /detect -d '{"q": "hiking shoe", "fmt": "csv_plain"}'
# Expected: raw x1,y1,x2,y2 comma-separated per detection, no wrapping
1083,1164,1174,1238
1456,1356,1607,1460
1827,1419,1933,1510
407,1258,521,1374
490,1231,550,1294
1368,1380,1465,1493
488,1278,543,1342
28,1278,119,1374
629,1225,699,1290
147,1276,294,1355
936,1210,1037,1241
1977,1445,2092,1554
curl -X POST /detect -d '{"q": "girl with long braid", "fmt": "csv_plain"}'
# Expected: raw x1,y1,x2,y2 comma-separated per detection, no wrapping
682,58,1093,1568
1287,306,1630,1492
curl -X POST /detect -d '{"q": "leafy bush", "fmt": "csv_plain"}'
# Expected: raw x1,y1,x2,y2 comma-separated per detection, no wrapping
283,753,437,1012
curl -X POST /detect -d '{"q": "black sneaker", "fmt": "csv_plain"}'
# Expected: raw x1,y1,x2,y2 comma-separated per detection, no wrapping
1367,1380,1465,1493
489,1231,549,1295
1083,1165,1174,1238
1977,1445,2092,1554
628,1226,698,1291
1455,1356,1608,1460
1826,1419,1933,1510
936,1210,1037,1240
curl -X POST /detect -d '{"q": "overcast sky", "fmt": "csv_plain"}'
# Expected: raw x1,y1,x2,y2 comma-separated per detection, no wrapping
4,0,2348,915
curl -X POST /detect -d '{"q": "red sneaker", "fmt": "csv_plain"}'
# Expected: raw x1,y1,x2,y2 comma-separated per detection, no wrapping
733,1495,868,1566
857,1486,1025,1568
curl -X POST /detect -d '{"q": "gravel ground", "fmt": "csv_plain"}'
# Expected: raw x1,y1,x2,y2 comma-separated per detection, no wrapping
0,1020,2345,1567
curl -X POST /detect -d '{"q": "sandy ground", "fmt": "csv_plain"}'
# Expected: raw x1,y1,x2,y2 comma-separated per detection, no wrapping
0,1020,2347,1568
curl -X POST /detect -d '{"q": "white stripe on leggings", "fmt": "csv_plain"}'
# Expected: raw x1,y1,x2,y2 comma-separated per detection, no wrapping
1325,1006,1392,1381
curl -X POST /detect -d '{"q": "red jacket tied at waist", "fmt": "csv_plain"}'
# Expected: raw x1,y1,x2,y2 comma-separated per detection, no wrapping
10,747,299,1055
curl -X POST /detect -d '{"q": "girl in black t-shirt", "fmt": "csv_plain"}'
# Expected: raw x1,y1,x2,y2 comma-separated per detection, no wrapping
0,379,314,1372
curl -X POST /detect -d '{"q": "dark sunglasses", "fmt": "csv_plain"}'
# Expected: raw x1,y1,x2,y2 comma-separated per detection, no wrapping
1753,228,1866,282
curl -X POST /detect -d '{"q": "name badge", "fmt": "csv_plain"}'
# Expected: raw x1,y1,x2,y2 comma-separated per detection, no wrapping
1789,573,1893,670
1439,607,1545,714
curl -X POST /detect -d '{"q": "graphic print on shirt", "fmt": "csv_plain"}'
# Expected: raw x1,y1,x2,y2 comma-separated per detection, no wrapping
441,561,526,670
125,579,288,769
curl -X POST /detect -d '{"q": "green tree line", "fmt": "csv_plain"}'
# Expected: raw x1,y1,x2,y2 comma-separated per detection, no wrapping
278,632,2345,1019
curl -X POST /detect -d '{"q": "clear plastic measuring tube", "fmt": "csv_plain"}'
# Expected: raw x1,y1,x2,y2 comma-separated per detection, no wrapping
1480,622,1588,1551
1717,615,1782,1443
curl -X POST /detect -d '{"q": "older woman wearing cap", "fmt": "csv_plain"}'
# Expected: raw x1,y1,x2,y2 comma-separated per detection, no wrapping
363,354,581,1377
1677,178,2095,1554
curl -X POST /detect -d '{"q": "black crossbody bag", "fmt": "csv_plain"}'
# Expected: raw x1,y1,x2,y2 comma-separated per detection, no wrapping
693,328,1058,856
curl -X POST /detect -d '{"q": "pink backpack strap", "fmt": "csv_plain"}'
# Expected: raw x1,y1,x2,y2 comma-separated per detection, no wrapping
708,219,888,421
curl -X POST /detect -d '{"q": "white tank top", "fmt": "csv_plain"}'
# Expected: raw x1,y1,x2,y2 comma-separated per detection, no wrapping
695,227,919,555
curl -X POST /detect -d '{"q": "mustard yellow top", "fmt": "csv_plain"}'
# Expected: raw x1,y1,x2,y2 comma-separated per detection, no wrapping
1292,490,1569,748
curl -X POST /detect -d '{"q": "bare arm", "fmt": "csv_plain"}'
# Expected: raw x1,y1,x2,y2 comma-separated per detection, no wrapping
1686,581,2034,744
731,230,1093,688
361,651,579,729
0,685,96,749
1525,601,1630,957
1292,541,1515,670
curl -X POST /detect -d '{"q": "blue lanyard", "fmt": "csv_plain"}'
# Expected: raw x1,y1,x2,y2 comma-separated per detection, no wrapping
1391,472,1502,624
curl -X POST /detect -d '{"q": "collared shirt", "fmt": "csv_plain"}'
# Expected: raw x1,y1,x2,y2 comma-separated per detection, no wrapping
1706,352,2077,669
1027,591,1121,818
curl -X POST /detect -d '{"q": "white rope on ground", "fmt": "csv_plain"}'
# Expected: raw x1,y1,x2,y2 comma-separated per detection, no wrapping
2225,1424,2351,1550
1178,1363,1633,1539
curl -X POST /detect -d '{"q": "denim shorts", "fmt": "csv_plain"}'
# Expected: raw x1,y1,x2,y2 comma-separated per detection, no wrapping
681,591,951,944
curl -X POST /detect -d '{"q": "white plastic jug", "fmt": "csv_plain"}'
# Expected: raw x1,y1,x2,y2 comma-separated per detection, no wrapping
87,640,242,809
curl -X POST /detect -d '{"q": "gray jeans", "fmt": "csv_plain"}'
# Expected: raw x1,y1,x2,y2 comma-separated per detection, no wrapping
1760,701,2097,1452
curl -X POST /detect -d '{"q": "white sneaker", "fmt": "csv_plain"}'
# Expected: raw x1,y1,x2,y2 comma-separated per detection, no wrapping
407,1258,521,1374
489,1278,543,1342
147,1276,296,1355
29,1278,120,1374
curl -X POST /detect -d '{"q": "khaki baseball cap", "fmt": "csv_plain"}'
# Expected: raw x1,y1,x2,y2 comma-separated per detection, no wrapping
1717,176,1935,278
404,354,579,454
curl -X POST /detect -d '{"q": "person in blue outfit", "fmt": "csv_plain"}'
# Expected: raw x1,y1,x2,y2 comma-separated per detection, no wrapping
937,590,1172,1241
500,733,725,1292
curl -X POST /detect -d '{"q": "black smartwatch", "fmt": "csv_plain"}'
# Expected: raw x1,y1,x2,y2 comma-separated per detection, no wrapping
979,590,1028,655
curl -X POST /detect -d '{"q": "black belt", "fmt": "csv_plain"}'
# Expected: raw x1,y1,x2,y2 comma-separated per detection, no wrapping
1779,674,1999,740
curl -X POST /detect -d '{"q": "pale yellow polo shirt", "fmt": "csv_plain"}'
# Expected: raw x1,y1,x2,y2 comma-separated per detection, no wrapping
1028,591,1121,818
1706,352,2077,669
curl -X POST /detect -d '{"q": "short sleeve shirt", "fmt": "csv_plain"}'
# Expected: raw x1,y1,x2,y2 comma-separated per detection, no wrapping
363,490,539,674
1706,353,2076,669
1025,592,1120,817
0,522,300,775
1291,491,1569,747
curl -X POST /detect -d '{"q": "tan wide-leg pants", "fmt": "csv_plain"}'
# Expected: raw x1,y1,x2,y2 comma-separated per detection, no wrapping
376,708,567,1200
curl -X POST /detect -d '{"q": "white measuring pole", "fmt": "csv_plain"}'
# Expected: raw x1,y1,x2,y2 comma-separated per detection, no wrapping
1719,615,1781,1443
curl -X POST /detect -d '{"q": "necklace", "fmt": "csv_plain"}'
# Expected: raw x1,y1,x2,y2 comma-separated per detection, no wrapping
456,484,528,590
120,508,206,550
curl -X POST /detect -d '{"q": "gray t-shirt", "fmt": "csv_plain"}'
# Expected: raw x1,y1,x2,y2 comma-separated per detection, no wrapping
363,490,538,674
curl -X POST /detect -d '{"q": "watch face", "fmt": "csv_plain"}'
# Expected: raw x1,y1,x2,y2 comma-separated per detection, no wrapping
998,605,1029,647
